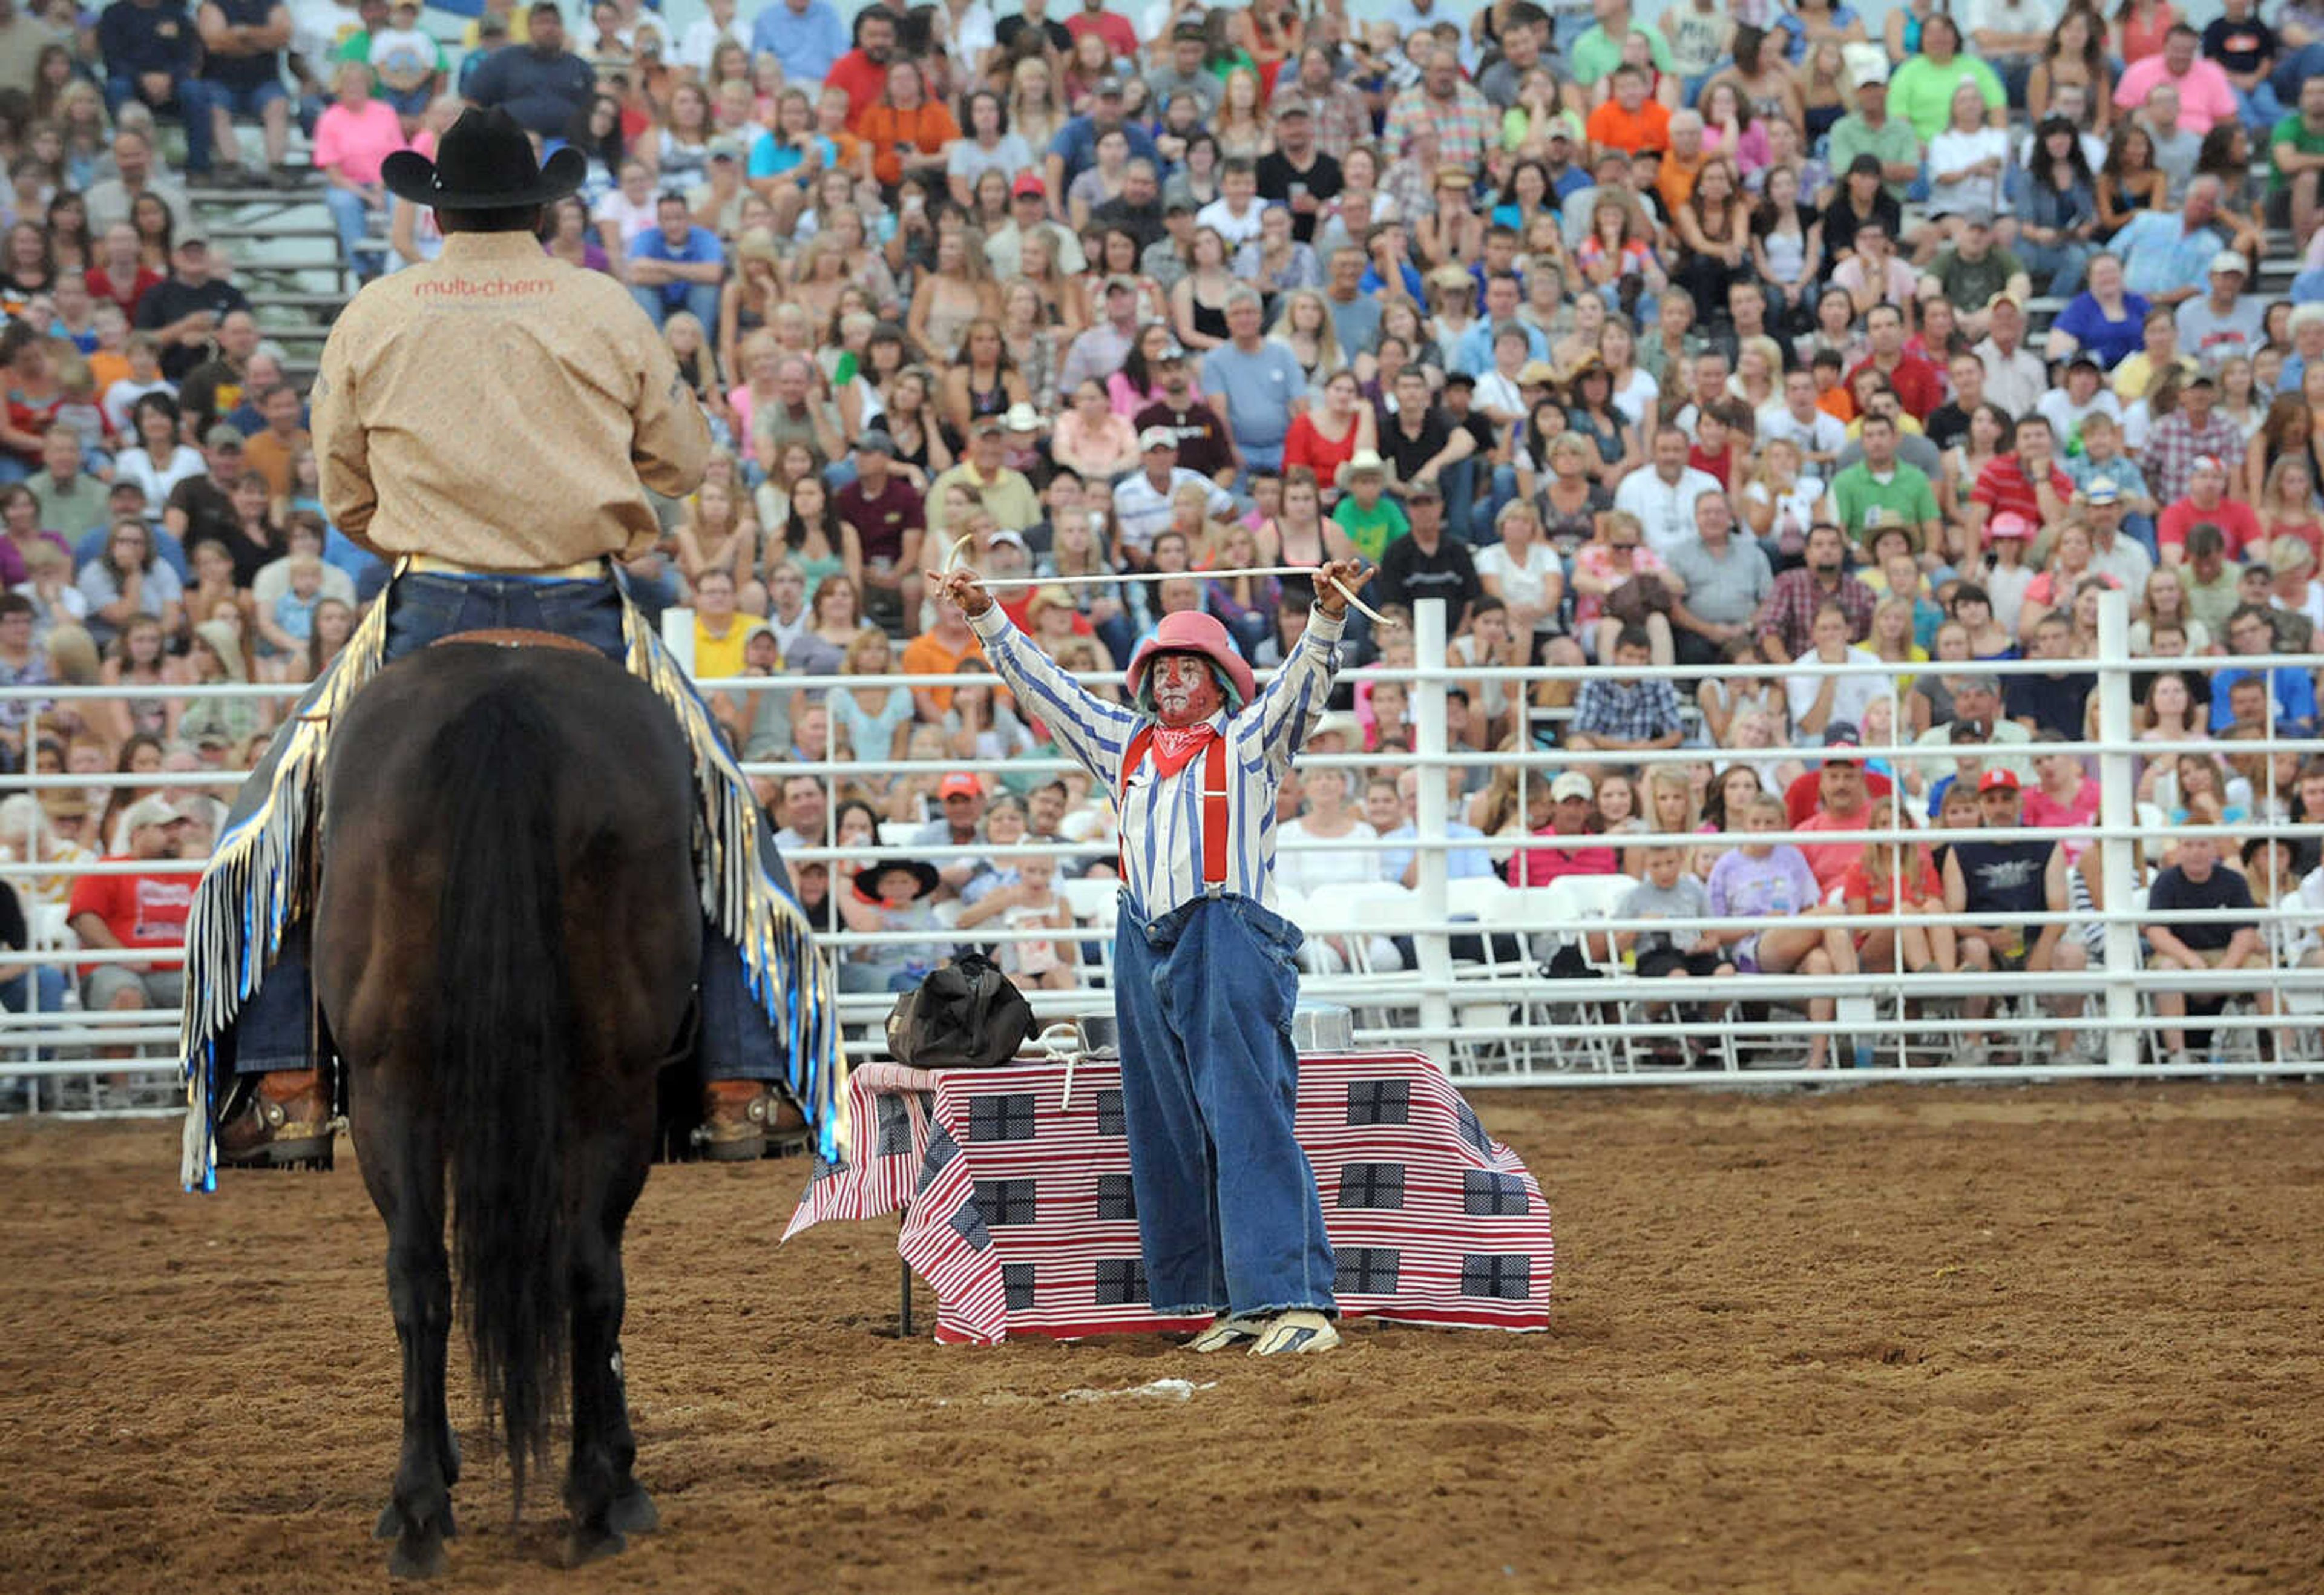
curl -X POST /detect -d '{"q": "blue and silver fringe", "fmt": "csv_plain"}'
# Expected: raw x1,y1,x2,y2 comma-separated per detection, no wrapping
176,585,845,1191
615,601,846,1164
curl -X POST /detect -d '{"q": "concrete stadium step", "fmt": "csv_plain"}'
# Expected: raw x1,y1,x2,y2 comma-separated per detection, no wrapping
199,221,339,242
243,291,352,311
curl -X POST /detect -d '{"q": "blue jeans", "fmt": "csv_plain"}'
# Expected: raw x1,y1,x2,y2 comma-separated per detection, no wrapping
0,965,68,1062
1991,54,2035,110
629,281,721,330
1,966,68,1018
2272,43,2324,105
1238,440,1285,474
205,78,287,120
105,73,216,174
2234,80,2286,135
1094,610,1137,669
1110,892,1336,1319
218,570,793,1090
2016,238,2093,299
322,185,384,276
1440,456,1516,548
1441,455,1480,547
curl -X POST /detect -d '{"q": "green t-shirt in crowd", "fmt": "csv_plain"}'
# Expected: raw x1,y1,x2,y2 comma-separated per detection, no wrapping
1831,459,1940,545
1885,54,2004,142
1331,492,1410,565
1827,112,1925,202
1930,244,2026,313
2270,111,2324,191
1569,21,1675,87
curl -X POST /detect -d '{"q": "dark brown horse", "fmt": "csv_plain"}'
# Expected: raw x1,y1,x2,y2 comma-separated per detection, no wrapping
313,641,701,1577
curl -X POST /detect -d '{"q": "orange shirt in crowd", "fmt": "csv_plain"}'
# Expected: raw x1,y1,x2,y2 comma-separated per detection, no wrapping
244,426,308,499
1656,145,1707,220
1585,98,1671,156
88,349,131,395
853,100,963,188
900,626,984,713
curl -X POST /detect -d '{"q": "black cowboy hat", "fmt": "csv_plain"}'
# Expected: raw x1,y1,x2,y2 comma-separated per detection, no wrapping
853,859,942,903
381,106,585,211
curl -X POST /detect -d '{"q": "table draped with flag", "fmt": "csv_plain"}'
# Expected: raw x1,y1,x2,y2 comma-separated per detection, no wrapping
786,1052,1554,1345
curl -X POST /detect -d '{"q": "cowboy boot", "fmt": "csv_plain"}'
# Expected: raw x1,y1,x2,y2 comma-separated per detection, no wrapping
216,1069,333,1168
697,1080,812,1162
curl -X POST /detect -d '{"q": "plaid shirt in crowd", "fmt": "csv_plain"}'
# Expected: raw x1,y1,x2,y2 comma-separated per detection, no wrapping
1268,79,1373,162
1753,568,1879,660
1384,79,1498,166
1572,675,1684,744
2141,408,2248,508
1382,154,1437,225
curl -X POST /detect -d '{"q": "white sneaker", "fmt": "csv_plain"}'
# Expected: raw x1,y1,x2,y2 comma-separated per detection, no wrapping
2164,1048,2193,1069
1250,1310,1339,1357
1187,1314,1264,1353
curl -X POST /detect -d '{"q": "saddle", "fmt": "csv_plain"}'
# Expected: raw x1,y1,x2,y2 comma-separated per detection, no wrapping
431,628,601,654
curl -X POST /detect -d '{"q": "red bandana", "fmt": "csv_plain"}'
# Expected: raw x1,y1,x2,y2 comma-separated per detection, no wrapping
1145,723,1218,779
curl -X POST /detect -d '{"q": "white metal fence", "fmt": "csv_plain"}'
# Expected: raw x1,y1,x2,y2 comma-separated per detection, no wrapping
1,590,2317,1113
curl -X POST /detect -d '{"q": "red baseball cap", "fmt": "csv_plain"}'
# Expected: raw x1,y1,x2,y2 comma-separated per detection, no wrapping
939,772,983,800
1977,768,2020,793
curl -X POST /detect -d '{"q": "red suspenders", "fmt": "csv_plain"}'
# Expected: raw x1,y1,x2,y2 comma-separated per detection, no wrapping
1118,728,1232,896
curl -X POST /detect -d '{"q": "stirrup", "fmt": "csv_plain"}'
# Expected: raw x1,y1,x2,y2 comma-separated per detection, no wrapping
694,1080,776,1162
215,1071,335,1169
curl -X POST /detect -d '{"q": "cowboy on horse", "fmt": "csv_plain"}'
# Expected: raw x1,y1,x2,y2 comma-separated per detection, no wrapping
177,108,841,1186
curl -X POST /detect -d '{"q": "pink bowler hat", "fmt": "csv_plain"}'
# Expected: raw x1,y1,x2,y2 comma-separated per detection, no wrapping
1126,610,1256,714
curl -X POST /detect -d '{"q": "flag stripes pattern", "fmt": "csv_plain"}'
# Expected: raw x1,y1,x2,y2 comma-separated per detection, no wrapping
787,1051,1554,1344
780,1062,940,1239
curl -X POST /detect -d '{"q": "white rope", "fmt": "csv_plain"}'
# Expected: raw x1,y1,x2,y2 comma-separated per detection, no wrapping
933,564,1397,628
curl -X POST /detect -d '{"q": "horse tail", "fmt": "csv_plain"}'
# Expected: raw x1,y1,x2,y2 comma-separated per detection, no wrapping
435,677,573,1516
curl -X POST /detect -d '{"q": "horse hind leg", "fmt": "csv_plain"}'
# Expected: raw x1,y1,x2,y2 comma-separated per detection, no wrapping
356,1107,459,1580
562,1131,657,1568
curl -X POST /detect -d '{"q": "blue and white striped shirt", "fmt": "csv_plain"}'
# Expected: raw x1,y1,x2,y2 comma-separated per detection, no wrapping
970,604,1345,920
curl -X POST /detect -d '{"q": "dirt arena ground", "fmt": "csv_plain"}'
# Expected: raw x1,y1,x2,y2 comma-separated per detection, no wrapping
2,1082,2319,1594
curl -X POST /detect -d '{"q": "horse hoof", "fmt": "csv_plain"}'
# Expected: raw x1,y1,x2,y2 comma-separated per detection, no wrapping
608,1482,659,1536
563,1527,627,1568
387,1532,448,1580
378,1501,456,1545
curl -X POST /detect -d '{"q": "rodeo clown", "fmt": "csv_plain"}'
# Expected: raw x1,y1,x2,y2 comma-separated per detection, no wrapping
936,555,1370,1357
176,109,840,1187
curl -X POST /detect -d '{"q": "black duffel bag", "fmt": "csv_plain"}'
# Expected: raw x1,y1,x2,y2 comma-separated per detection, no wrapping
885,953,1038,1070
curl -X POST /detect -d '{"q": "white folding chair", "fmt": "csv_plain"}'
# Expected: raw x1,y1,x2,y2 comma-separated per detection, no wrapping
1298,881,1420,1030
1444,876,1517,970
1442,877,1520,1072
1060,875,1120,927
1059,875,1121,988
1529,875,1641,1072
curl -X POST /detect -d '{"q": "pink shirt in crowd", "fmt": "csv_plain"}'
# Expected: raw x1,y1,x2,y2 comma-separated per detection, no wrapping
313,99,410,186
2110,56,2237,136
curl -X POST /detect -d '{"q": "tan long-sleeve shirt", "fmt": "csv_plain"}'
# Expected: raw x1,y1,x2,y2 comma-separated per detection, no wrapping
313,230,710,570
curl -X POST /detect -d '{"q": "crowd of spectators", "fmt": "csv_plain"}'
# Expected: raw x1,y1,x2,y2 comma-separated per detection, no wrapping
8,0,2324,1071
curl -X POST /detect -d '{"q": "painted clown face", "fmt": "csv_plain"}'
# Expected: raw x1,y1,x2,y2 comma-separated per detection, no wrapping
1149,651,1224,728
